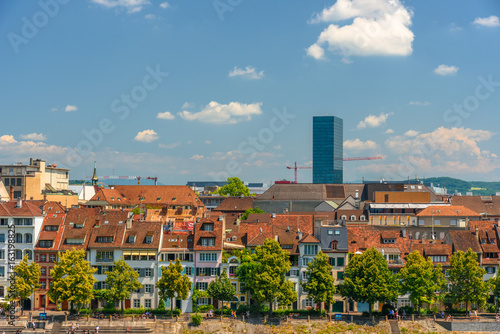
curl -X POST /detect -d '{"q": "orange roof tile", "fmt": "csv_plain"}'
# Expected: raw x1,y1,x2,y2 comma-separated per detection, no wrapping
416,205,481,217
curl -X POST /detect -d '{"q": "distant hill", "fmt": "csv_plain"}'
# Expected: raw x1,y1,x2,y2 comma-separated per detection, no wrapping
423,177,500,196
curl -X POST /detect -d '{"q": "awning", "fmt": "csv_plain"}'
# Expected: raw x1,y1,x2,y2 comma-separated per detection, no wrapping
376,247,401,254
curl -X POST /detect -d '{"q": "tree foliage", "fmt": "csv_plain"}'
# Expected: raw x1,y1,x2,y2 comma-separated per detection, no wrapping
7,254,40,314
341,247,398,317
301,251,336,311
105,258,142,312
236,239,297,315
448,248,489,311
207,269,236,309
398,250,447,314
214,177,251,197
489,276,500,312
48,249,97,312
156,259,191,315
240,206,265,220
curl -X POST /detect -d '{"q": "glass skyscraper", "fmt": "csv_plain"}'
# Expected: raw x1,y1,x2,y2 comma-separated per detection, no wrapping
313,116,343,184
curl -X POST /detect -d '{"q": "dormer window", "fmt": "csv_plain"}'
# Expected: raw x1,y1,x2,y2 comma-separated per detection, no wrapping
383,238,396,244
231,236,237,241
128,235,136,243
117,197,121,201
330,241,338,250
111,197,114,200
360,215,366,221
145,235,153,244
341,215,347,221
201,238,215,247
157,197,161,201
203,223,214,232
97,236,113,243
350,215,356,221
481,239,486,244
172,197,177,201
491,239,496,244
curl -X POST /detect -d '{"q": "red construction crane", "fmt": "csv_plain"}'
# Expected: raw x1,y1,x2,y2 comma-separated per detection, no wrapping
286,156,383,183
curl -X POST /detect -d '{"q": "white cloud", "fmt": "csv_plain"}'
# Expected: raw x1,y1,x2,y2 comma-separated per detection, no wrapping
409,101,431,106
434,64,459,76
307,0,414,60
156,111,175,120
385,127,493,159
159,1,169,9
65,105,78,112
20,133,46,141
357,112,392,129
178,101,263,124
144,14,157,19
306,44,325,60
229,66,264,80
0,134,67,157
134,130,158,143
404,130,419,137
385,129,394,134
473,15,500,27
344,139,378,150
449,23,463,32
182,102,195,109
158,142,180,149
91,0,150,13
0,135,17,144
190,154,204,160
205,140,212,144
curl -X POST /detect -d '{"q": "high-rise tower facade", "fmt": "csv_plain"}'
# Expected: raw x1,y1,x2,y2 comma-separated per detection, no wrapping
313,116,343,184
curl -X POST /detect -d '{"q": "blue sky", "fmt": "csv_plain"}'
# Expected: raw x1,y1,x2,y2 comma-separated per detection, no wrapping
1,0,500,185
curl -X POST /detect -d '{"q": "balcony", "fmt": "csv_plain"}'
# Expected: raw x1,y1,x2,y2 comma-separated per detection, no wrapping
387,259,404,265
96,257,114,263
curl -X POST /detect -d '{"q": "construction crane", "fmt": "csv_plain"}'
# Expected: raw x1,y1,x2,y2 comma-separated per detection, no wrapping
86,175,158,185
286,156,383,183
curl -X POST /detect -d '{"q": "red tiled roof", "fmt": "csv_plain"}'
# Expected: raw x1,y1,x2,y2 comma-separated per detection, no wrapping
89,189,131,205
87,210,130,249
448,230,482,253
193,218,222,251
450,196,500,217
122,221,162,249
161,232,194,251
215,197,254,212
59,208,100,251
0,200,43,217
300,234,321,244
113,185,204,207
416,205,480,217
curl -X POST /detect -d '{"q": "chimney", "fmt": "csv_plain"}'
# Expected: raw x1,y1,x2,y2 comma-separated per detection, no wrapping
274,235,278,241
29,158,33,166
95,219,100,227
298,229,303,241
401,227,406,238
221,214,226,244
272,213,276,219
16,198,22,208
126,218,132,230
9,186,14,200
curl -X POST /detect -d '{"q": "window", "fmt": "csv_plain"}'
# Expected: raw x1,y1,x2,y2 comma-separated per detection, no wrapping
145,299,151,308
133,299,140,308
487,267,496,274
334,230,340,235
40,254,46,262
302,258,313,267
384,194,389,202
337,272,344,280
199,253,217,262
328,230,333,235
185,267,193,275
360,215,366,221
450,219,457,226
304,244,318,255
240,283,245,292
430,256,447,263
4,179,8,186
45,225,58,231
289,269,298,276
145,235,153,244
0,251,4,260
66,238,84,245
232,283,238,292
25,250,32,260
240,296,246,302
14,218,32,226
229,266,237,276
197,297,211,305
41,267,46,276
25,233,32,243
39,240,53,248
196,282,208,291
434,219,441,226
97,236,113,243
302,272,308,280
16,233,22,243
145,285,153,293
304,299,313,307
49,254,56,262
0,234,4,243
201,238,215,247
337,257,344,267
16,178,21,186
341,215,347,221
0,219,7,226
350,215,356,221
134,268,141,276
418,219,425,226
15,250,22,260
0,267,4,277
40,281,46,290
144,268,152,277
97,251,114,262
383,239,396,244
203,223,214,231
128,236,136,243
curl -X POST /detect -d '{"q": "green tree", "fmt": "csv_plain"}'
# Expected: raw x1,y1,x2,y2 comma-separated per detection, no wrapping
301,251,336,312
105,258,142,313
448,248,489,311
207,269,236,316
237,239,297,315
7,254,40,315
399,250,447,315
156,259,191,316
240,206,265,220
48,248,97,313
341,247,398,317
215,177,250,197
489,276,500,312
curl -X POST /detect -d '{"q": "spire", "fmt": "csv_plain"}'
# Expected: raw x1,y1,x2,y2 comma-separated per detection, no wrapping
92,161,99,186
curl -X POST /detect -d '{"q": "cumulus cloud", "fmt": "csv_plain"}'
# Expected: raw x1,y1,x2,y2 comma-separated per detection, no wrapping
65,105,78,112
144,14,157,19
134,130,158,143
344,139,378,150
156,111,175,120
307,0,414,61
190,154,204,160
434,64,459,76
91,0,150,13
0,134,67,157
409,101,431,106
357,112,392,129
0,135,17,144
178,101,263,124
473,15,500,27
158,142,180,149
385,127,493,159
182,102,195,109
385,129,394,134
229,66,264,80
159,1,169,9
404,130,419,137
20,133,46,141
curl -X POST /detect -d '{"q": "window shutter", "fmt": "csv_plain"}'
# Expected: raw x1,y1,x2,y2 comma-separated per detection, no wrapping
217,267,220,276
97,282,102,290
196,267,199,276
140,268,145,277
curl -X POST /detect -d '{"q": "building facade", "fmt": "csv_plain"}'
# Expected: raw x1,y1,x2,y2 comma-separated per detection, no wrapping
313,116,343,184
